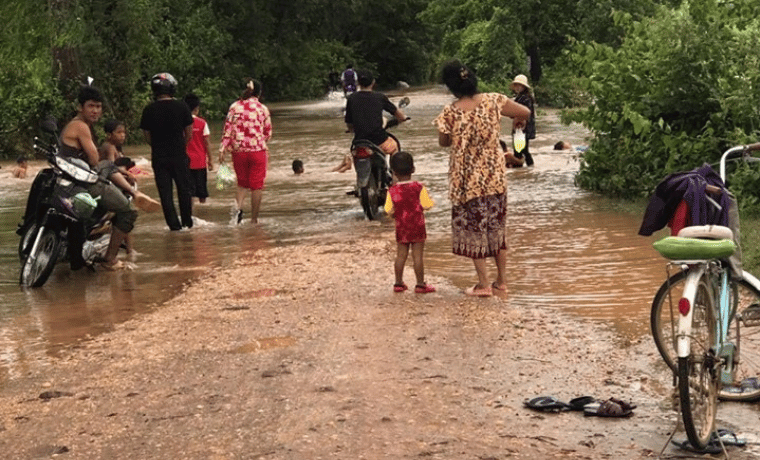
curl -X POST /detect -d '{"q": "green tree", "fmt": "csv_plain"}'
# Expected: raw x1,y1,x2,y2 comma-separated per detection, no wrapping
420,0,525,83
1,0,438,157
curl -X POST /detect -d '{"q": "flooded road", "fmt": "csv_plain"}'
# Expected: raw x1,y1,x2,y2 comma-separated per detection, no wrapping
0,86,668,383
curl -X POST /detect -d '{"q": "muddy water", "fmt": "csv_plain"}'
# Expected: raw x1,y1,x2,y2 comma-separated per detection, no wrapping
0,86,668,383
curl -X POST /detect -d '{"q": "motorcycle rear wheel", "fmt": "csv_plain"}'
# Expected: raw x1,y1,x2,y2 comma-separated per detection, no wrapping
20,227,60,288
360,174,380,220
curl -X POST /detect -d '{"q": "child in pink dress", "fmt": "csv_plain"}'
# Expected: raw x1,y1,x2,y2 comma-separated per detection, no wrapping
384,151,435,293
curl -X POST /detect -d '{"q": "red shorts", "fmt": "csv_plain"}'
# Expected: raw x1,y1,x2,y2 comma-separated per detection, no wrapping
232,150,267,190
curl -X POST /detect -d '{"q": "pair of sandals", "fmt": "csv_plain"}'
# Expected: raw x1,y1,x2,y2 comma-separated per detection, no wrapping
394,283,436,294
524,396,636,417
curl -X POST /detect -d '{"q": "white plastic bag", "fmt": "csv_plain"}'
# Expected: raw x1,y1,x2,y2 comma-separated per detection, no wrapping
216,163,236,190
513,128,526,153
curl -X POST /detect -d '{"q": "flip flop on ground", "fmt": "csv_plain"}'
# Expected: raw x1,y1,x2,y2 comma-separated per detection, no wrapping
491,282,507,291
567,396,597,411
608,397,636,411
710,429,747,447
524,396,571,412
671,439,723,454
583,399,634,417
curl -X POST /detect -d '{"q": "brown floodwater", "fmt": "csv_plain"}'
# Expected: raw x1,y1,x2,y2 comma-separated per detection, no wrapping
0,86,668,383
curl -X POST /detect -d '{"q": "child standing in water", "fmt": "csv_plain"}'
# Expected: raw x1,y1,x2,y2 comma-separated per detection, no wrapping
384,151,436,294
184,93,213,204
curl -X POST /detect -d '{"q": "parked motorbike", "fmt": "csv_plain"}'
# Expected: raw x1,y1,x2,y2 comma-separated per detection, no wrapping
17,119,111,287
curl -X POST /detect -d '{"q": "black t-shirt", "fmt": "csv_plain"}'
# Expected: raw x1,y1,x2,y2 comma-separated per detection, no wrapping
139,99,193,160
344,91,398,145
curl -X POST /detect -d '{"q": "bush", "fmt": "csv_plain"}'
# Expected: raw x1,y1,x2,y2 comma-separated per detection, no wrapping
566,5,760,201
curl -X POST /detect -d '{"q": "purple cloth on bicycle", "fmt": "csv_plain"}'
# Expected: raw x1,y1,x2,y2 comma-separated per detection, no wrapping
639,164,730,236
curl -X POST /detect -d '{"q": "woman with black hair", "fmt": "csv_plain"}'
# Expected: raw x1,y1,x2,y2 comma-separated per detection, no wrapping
433,61,529,297
219,79,272,225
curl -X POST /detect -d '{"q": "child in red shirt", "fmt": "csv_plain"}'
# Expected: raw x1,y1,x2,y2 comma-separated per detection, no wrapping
384,151,435,293
184,93,213,203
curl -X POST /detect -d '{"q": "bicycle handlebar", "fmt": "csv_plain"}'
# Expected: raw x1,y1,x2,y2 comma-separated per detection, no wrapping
719,146,746,182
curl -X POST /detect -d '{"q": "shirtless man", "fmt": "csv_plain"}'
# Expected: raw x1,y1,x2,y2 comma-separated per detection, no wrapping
59,85,142,270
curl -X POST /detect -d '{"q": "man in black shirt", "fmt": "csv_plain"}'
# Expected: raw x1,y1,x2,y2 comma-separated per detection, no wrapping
139,73,194,230
344,70,408,155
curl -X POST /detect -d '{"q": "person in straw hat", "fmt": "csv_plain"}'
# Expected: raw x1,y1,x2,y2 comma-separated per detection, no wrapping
510,74,536,166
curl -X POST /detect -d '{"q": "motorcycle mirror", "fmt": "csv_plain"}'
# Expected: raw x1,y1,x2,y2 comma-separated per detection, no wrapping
40,118,58,134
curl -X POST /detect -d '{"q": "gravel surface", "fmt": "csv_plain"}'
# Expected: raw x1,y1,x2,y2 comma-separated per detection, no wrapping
1,239,758,459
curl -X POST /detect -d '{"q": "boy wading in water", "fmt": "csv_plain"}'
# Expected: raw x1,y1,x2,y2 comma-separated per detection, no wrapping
384,151,436,293
184,93,213,204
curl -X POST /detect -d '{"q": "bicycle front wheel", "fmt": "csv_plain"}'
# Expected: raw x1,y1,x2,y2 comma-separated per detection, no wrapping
679,276,718,450
651,270,687,372
720,277,760,401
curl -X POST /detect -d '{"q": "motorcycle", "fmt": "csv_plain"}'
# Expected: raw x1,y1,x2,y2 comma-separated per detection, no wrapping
17,119,112,287
350,134,395,221
349,97,410,221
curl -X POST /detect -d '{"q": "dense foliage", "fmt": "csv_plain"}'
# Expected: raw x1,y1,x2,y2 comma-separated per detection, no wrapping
6,0,760,216
568,0,760,208
0,0,435,157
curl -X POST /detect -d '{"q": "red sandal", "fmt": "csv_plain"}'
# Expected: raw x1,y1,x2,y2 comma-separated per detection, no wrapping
414,284,436,294
393,283,408,293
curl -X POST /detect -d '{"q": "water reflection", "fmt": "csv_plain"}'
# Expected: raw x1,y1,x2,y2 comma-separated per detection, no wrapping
0,86,668,382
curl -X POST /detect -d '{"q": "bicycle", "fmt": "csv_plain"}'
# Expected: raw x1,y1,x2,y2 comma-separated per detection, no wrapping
649,145,760,450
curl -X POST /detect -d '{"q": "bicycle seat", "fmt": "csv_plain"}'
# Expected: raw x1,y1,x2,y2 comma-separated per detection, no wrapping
653,235,736,260
677,225,734,240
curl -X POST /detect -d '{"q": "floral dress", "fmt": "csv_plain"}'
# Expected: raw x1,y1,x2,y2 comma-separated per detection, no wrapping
433,93,509,259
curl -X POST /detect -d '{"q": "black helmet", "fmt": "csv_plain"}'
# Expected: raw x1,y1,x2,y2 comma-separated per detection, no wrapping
150,72,177,96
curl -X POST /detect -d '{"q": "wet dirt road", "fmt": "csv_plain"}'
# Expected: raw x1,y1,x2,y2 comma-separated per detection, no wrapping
0,241,758,459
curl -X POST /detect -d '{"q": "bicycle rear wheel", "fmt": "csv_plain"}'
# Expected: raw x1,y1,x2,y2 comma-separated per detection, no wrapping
651,270,687,372
720,278,760,401
679,276,718,450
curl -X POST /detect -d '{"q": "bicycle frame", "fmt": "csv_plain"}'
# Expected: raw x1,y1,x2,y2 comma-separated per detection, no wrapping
676,263,707,359
676,258,752,386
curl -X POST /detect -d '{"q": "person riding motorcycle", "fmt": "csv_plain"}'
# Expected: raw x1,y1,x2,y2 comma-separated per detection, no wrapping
58,85,141,270
340,64,357,96
344,69,408,156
